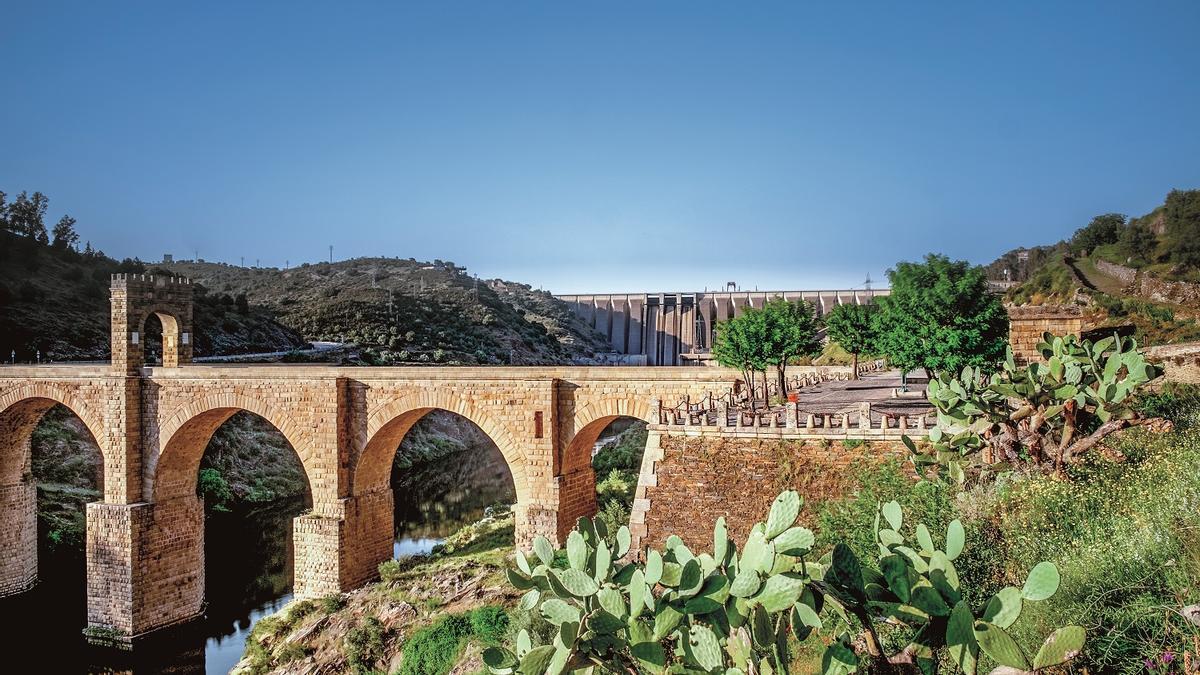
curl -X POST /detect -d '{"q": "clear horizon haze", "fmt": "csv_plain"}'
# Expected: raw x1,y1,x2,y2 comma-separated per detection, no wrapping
2,1,1198,294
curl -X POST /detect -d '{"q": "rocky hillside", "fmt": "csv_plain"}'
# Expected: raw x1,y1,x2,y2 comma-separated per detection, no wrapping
989,189,1200,346
0,230,307,361
161,257,610,365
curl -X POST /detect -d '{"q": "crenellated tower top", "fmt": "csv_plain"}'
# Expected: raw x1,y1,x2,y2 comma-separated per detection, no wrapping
110,274,195,373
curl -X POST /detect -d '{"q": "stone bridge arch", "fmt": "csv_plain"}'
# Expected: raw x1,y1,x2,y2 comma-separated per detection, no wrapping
356,391,530,500
122,393,320,636
329,390,536,593
555,396,655,540
0,384,109,596
151,392,317,504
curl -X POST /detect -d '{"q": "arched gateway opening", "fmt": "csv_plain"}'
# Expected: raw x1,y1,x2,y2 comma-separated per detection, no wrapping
151,405,313,644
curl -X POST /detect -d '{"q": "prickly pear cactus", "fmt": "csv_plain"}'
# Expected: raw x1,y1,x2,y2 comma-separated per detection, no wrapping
911,331,1161,482
814,499,1085,675
489,493,1085,675
487,491,820,674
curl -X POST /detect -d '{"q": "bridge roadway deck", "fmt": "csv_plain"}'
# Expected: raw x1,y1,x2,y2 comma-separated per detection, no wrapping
788,369,931,416
0,362,747,383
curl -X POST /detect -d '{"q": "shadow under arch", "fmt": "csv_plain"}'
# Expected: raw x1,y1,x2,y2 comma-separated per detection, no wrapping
0,393,106,596
356,400,530,503
151,395,314,504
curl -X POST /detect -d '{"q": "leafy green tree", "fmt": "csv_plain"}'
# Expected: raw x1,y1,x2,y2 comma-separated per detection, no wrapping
712,308,770,408
1070,213,1125,254
761,297,821,394
1164,188,1200,268
1118,219,1157,263
51,215,79,250
824,303,877,379
5,191,49,242
875,254,1010,377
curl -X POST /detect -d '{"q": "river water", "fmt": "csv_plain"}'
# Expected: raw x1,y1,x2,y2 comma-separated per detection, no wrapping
0,452,515,674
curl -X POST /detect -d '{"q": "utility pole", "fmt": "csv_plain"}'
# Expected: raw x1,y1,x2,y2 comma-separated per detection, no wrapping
241,256,244,267
329,245,333,264
256,258,260,268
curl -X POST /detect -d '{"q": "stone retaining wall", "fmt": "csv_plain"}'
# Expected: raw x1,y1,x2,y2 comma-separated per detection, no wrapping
630,430,909,555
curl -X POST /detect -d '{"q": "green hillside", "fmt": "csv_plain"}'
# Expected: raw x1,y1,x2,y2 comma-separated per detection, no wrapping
993,189,1200,346
0,229,307,361
161,257,610,365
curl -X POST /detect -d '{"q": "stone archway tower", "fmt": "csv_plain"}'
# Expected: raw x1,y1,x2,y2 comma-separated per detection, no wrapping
110,273,194,374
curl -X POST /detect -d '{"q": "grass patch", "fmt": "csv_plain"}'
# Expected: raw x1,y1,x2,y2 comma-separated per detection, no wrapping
398,606,510,675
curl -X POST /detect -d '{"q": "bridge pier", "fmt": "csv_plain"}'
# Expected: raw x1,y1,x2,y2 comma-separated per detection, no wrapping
0,479,37,596
294,490,394,599
85,496,205,643
555,467,598,542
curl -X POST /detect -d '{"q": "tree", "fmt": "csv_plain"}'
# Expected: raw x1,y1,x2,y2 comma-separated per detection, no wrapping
1164,189,1200,268
874,254,1010,377
235,292,250,315
712,309,770,409
5,191,49,242
1118,219,1157,263
1069,213,1125,254
0,190,7,231
51,215,79,250
825,303,877,379
761,297,822,395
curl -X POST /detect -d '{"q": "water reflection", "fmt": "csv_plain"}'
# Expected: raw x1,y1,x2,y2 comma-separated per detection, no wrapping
0,445,516,673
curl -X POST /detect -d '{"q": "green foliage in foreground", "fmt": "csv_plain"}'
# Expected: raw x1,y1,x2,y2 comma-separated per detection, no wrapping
488,491,1079,674
914,332,1160,482
398,606,511,675
981,419,1200,673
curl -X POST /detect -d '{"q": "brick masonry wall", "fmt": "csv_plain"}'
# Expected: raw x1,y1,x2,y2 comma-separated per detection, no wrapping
1006,305,1083,365
0,482,37,595
636,431,909,555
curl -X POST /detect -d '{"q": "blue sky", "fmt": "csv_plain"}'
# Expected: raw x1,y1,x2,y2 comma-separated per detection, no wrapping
2,2,1198,293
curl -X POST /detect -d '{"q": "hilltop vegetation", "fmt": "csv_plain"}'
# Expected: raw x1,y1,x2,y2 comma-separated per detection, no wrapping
162,257,609,365
993,189,1200,346
0,214,308,361
0,188,608,365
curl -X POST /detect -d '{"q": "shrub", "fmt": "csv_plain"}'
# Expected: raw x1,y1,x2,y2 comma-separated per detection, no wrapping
488,491,1080,674
469,606,510,645
986,419,1200,672
196,468,233,511
320,594,345,614
595,468,635,506
274,641,308,664
398,614,471,675
1137,382,1200,429
378,558,404,583
345,616,387,674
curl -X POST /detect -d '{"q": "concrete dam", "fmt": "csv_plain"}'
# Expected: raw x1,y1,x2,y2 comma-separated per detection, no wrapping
556,289,888,366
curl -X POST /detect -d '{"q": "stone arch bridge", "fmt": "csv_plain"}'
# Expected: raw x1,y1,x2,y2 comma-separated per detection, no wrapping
0,274,738,643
